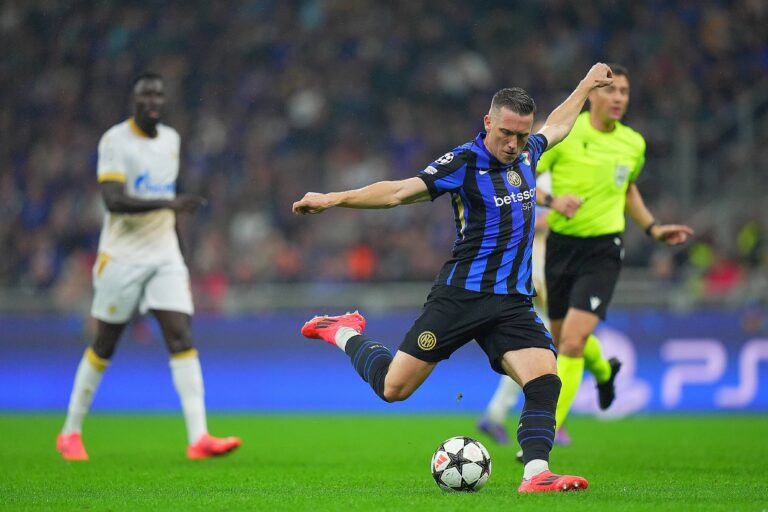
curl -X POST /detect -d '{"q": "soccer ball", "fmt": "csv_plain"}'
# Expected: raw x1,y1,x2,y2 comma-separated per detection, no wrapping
431,436,491,492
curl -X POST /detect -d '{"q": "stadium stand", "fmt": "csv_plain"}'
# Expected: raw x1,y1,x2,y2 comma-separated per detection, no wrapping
1,0,766,311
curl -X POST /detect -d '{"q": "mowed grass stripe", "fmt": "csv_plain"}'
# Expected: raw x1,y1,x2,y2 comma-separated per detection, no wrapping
0,415,766,511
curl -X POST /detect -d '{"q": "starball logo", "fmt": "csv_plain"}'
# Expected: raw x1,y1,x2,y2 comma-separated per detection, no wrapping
493,187,536,207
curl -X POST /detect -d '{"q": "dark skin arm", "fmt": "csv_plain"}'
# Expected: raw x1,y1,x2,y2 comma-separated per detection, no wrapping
99,181,206,214
100,181,205,261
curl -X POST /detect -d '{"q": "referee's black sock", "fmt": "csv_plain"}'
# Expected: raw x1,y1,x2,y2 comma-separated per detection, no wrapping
517,374,560,465
344,335,392,402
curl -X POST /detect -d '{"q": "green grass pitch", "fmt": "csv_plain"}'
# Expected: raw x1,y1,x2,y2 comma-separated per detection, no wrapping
1,414,766,511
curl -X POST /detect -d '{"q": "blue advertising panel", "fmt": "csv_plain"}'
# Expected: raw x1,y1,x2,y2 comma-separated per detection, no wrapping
0,310,765,413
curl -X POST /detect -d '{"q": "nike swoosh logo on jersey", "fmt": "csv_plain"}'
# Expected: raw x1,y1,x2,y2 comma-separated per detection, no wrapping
478,169,489,175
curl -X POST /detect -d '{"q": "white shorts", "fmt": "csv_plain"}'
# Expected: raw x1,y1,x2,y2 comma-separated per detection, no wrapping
91,255,194,323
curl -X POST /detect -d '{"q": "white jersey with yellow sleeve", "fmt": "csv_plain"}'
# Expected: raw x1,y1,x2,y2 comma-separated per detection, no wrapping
92,118,192,323
96,118,183,265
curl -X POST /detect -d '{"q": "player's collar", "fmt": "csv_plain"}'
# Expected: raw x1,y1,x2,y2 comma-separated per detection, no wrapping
128,117,156,139
473,132,515,169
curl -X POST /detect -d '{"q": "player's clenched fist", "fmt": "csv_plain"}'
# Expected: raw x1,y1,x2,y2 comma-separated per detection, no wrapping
293,192,334,214
583,62,613,89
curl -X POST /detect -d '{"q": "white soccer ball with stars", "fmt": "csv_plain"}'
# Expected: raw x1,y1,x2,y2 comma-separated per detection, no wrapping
431,436,491,492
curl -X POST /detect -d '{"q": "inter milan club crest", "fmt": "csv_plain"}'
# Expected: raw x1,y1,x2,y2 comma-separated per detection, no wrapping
506,170,522,187
417,331,437,351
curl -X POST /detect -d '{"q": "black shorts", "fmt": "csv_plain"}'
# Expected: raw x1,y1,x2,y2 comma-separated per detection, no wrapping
399,284,556,375
545,231,624,321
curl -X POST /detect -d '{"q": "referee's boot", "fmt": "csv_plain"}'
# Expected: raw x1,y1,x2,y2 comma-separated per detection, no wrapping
597,358,622,410
301,311,366,345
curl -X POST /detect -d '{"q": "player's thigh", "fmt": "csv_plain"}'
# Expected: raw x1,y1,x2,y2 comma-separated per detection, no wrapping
398,285,492,364
499,346,557,387
478,296,555,376
91,257,151,324
141,262,194,316
384,350,437,399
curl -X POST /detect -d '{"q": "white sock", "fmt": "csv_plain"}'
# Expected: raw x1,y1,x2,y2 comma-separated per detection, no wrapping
484,376,521,424
62,348,108,435
334,327,359,351
170,351,208,444
523,459,549,479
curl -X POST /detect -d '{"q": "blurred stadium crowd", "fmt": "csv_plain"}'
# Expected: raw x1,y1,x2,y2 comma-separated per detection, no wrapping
1,0,767,310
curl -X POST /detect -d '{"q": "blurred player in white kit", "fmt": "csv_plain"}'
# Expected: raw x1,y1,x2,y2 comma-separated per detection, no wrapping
57,72,240,460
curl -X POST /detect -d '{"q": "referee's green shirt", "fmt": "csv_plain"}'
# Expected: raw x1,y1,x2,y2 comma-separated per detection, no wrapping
538,112,646,237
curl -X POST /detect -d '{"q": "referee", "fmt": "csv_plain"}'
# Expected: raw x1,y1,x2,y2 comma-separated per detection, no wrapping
536,64,694,433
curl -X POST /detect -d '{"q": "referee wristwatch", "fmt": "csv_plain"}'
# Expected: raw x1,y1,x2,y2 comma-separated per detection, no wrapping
543,193,554,207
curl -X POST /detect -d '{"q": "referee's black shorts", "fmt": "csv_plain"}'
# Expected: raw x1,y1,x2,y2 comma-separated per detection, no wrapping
545,231,624,321
398,284,556,375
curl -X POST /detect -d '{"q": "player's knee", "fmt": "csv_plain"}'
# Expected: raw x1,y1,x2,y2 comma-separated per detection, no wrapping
91,338,117,360
165,329,194,354
167,339,194,354
382,383,412,403
559,334,586,357
92,322,126,359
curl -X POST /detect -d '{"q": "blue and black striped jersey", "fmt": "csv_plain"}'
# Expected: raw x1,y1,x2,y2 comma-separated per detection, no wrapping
418,132,548,296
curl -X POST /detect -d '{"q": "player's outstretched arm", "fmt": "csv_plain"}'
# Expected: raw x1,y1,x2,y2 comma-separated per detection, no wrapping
538,63,613,149
292,177,431,215
625,183,694,246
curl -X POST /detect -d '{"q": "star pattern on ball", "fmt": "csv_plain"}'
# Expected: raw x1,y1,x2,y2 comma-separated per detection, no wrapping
432,437,492,492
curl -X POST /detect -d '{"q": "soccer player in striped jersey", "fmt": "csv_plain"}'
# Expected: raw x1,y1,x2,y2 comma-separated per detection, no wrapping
293,63,614,493
535,64,693,440
56,73,240,461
